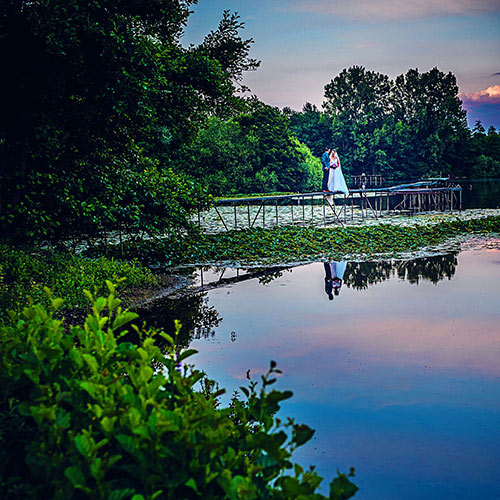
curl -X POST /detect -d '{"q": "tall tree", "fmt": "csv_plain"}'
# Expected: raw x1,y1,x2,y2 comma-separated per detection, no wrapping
323,66,393,131
0,0,257,242
393,67,468,177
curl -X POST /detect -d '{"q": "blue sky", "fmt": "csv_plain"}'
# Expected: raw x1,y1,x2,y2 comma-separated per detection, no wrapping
182,0,500,129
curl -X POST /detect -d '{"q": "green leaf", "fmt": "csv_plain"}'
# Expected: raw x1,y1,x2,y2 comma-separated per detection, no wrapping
74,433,91,458
139,366,153,383
176,349,198,362
109,490,137,500
65,466,86,487
185,478,199,493
292,424,315,447
82,353,99,373
52,297,64,310
94,296,107,313
113,311,139,330
329,472,359,500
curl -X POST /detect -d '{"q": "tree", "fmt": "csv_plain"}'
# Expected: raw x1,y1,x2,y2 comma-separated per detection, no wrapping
321,66,471,179
0,0,257,243
181,101,321,195
393,67,468,177
287,103,333,157
323,66,393,131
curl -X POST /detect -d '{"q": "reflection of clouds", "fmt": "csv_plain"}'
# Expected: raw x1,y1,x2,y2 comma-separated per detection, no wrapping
290,316,500,377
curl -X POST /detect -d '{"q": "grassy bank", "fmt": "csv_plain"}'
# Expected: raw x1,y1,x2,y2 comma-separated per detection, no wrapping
0,244,160,320
3,216,499,319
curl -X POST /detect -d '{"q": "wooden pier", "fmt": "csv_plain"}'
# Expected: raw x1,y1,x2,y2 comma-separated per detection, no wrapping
201,179,462,232
352,174,384,187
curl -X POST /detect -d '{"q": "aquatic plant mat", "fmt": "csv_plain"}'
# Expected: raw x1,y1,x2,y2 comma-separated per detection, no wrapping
110,212,500,267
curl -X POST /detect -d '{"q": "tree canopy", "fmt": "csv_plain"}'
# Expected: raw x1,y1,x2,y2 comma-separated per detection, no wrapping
287,65,497,181
0,0,257,243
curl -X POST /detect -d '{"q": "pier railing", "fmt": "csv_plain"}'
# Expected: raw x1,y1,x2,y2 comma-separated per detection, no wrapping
199,180,462,232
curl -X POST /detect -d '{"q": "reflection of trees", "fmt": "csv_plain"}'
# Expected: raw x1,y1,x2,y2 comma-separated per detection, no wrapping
396,253,457,284
342,252,458,289
138,292,222,349
138,253,458,348
461,180,500,209
343,261,394,290
257,268,292,284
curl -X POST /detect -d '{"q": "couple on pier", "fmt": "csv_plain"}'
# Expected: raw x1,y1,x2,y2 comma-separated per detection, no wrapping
321,147,349,195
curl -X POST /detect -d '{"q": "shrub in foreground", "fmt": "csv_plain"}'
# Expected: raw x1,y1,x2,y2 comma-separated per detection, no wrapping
0,283,357,499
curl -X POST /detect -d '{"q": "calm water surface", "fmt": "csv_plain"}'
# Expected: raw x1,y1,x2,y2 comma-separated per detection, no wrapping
142,242,500,500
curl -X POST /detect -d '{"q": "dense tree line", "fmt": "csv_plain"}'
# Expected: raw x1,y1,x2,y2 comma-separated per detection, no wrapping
1,1,498,246
178,99,320,195
288,66,500,181
0,1,258,243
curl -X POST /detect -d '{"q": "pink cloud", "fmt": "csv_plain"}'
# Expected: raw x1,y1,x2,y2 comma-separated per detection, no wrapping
285,0,500,21
461,85,500,104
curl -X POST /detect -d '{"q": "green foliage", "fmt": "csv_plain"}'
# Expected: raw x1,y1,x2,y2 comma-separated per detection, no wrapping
0,285,357,499
289,65,484,180
286,103,333,158
180,102,321,196
467,123,500,178
0,0,255,243
0,244,159,319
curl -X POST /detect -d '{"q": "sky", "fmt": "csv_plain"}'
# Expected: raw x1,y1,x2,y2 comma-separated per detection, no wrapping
182,0,500,129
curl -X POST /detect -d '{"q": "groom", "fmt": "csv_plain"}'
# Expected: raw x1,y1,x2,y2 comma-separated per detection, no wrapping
321,147,331,192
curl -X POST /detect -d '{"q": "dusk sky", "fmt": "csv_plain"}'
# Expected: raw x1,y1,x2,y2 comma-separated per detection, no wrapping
183,0,500,129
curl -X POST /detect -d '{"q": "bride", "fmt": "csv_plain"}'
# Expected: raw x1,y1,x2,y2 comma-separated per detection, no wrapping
328,149,349,195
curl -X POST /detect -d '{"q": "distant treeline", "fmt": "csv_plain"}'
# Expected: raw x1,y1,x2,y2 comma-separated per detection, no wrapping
286,66,500,182
183,66,500,197
1,1,498,245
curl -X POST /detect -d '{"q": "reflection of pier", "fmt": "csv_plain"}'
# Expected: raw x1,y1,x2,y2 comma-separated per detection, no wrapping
196,266,290,292
204,179,462,232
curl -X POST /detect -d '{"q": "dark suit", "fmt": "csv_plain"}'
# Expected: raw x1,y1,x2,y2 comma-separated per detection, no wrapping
324,262,333,295
321,151,330,190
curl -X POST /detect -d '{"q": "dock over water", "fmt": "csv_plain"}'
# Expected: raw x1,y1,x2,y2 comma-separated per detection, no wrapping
199,179,462,232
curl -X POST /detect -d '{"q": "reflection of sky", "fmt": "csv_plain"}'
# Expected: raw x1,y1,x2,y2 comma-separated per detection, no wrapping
189,247,500,499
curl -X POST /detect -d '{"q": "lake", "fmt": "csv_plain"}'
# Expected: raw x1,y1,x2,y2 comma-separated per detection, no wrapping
457,178,500,209
141,239,500,499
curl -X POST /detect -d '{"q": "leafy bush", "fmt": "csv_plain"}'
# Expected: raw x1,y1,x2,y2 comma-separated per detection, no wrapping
0,245,159,319
0,284,358,499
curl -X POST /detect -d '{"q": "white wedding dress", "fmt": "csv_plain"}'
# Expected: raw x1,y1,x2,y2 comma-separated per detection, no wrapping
327,154,349,195
330,261,346,281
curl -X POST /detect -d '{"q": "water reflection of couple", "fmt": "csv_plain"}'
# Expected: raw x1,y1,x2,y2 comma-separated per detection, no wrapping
324,261,346,300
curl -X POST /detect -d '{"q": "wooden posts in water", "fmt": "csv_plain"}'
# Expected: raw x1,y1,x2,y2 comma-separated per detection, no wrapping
208,182,462,232
353,174,384,187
